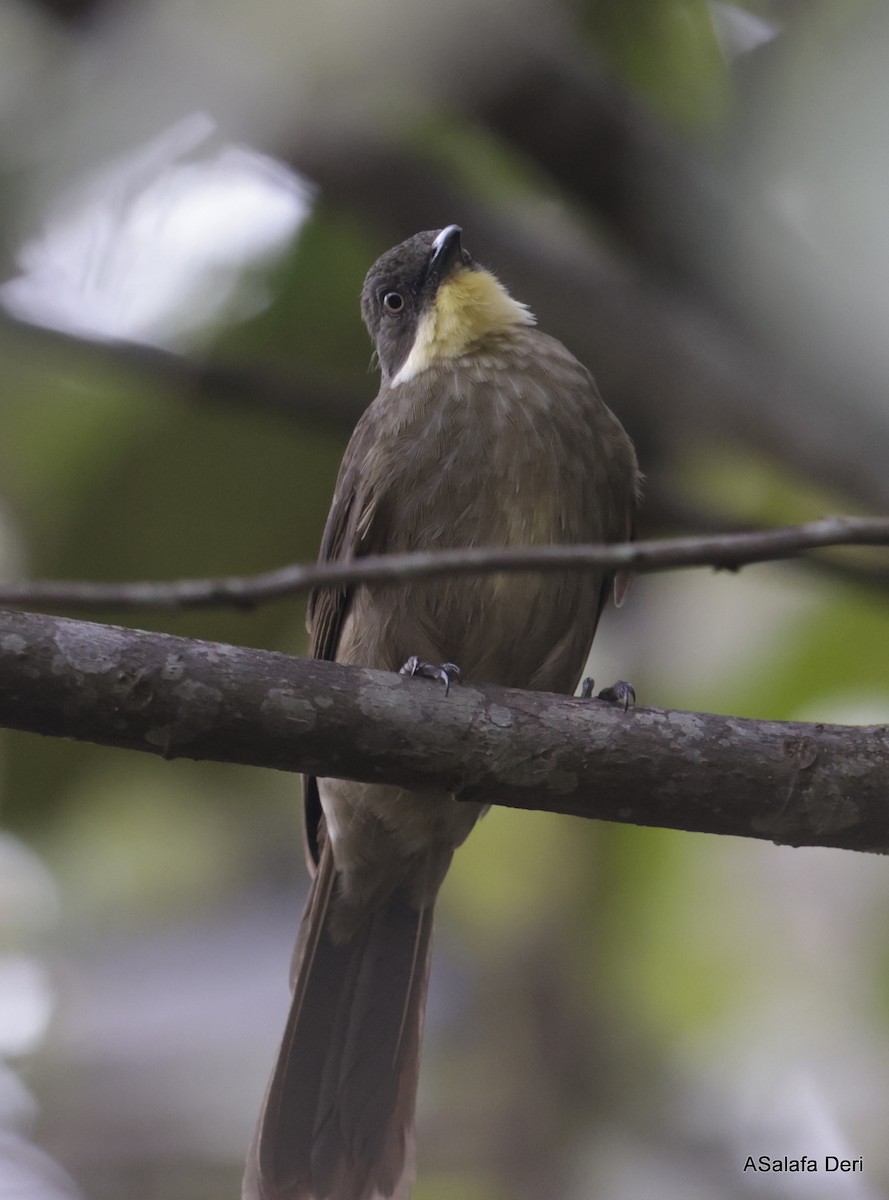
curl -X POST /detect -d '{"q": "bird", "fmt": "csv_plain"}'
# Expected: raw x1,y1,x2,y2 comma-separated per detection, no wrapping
243,224,641,1200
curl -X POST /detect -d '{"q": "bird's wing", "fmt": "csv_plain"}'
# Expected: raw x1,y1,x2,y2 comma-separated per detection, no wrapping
303,413,382,869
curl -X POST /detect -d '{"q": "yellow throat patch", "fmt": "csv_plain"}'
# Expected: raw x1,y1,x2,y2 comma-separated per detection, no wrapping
391,268,535,386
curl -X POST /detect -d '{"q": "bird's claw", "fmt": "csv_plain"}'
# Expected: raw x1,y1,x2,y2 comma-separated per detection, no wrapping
580,677,636,711
399,656,462,697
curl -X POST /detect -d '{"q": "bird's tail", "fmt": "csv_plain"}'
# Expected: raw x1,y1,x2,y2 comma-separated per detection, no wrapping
244,845,435,1200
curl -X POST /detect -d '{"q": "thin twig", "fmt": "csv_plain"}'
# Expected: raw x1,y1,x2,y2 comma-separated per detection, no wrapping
0,308,365,431
0,517,886,611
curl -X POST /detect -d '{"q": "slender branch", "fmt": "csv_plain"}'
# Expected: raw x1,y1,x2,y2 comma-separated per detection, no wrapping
0,517,886,611
0,308,366,431
647,482,889,598
0,608,886,854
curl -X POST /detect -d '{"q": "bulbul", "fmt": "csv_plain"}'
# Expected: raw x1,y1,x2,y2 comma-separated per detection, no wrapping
243,225,640,1200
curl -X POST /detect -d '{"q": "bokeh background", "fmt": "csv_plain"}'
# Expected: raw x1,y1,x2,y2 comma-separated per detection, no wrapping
2,1,889,1197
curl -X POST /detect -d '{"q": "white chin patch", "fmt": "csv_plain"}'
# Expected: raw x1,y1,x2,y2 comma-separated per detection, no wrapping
390,350,425,388
390,309,436,387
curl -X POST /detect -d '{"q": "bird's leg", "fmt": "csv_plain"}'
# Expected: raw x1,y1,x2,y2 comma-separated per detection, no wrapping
399,656,462,698
580,677,636,712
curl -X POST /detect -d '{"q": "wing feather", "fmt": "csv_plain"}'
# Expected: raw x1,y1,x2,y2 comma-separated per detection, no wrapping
303,408,383,869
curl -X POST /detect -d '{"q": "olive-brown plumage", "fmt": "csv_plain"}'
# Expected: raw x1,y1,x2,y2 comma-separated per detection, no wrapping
244,226,640,1200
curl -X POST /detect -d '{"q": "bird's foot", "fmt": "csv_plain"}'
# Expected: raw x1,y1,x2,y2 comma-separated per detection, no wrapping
399,656,462,697
580,677,636,712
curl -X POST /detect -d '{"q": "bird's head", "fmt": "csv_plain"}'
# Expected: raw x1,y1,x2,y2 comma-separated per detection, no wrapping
361,225,535,386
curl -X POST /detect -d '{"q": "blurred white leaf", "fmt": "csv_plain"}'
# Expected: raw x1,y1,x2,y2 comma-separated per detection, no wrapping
0,958,53,1059
0,1132,81,1200
711,2,778,59
3,117,311,346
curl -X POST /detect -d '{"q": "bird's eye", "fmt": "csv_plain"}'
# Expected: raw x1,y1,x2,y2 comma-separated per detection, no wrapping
382,291,404,313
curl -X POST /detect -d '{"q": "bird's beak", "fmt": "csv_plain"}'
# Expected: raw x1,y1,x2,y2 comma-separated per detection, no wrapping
427,224,464,289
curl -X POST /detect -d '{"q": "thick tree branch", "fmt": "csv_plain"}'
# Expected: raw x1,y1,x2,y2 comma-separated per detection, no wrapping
0,608,886,854
0,517,886,611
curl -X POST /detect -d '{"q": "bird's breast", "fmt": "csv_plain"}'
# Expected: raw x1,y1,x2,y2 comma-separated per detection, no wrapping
346,346,609,689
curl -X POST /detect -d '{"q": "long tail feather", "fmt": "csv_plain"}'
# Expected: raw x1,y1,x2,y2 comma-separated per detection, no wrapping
244,846,434,1200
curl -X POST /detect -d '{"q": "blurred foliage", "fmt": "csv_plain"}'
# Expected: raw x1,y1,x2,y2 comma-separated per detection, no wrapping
0,0,888,1199
219,208,377,379
580,0,730,127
